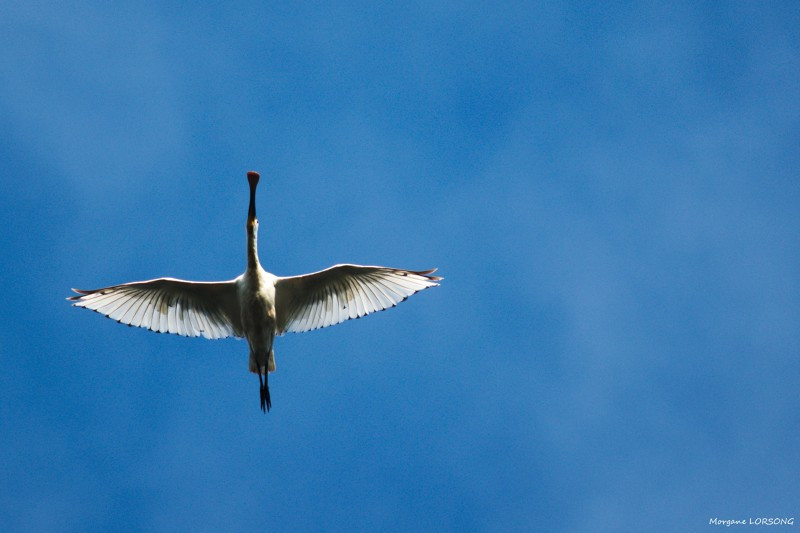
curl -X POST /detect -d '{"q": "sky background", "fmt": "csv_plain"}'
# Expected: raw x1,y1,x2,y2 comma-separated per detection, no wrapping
1,2,798,531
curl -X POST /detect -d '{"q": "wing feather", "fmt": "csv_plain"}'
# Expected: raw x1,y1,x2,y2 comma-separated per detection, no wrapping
362,277,383,313
347,277,363,318
305,291,316,330
275,264,441,334
152,288,167,333
351,277,369,317
364,275,392,309
323,283,334,328
129,290,149,328
69,277,243,339
175,297,187,336
120,290,144,325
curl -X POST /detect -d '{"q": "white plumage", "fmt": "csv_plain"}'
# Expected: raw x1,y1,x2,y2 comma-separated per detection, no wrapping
69,171,441,412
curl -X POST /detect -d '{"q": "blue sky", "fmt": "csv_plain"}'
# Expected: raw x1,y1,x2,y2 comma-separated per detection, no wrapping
1,2,798,531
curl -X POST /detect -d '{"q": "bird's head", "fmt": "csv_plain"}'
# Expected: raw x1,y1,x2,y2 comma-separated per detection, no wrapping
247,171,260,188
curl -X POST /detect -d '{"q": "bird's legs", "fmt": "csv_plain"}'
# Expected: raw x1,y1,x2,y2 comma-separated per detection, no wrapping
258,367,271,413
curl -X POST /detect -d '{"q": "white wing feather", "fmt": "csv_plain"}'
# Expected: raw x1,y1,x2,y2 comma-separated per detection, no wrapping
274,264,441,334
69,278,243,339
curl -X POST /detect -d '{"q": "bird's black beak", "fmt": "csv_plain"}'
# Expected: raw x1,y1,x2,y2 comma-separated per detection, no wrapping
247,171,259,226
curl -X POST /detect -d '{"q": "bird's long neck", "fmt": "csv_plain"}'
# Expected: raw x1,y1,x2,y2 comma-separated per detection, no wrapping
247,222,259,270
247,172,261,271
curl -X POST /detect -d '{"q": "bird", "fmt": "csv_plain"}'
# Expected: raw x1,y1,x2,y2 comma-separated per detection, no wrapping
68,171,441,413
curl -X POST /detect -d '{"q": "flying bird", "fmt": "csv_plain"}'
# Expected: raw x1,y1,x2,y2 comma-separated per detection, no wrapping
69,171,441,412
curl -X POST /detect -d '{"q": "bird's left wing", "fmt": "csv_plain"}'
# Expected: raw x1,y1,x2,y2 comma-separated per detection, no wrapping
274,264,441,334
68,278,243,339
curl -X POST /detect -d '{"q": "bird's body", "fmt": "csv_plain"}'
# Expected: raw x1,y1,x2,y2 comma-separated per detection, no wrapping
69,171,441,412
239,266,277,375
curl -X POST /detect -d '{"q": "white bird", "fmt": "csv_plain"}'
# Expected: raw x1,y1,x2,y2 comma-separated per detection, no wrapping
69,171,441,412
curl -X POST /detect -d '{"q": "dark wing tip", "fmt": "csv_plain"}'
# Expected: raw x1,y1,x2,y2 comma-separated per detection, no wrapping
410,268,443,282
67,288,89,301
71,288,93,295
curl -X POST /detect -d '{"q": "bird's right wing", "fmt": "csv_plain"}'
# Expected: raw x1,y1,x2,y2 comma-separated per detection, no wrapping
274,264,441,334
68,277,243,339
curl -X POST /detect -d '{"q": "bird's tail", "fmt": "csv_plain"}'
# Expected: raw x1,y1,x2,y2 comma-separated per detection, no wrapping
249,350,276,374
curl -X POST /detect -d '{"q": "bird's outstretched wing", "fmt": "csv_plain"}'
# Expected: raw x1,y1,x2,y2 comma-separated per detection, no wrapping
68,278,243,339
274,264,441,334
